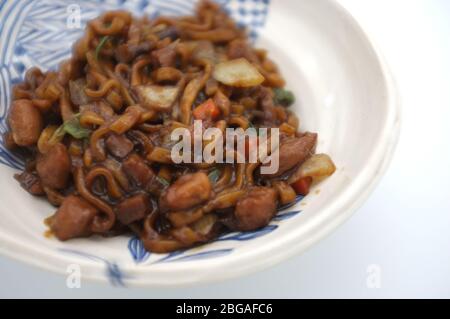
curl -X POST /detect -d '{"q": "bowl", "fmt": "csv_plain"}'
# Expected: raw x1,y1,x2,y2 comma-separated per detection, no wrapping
0,0,400,287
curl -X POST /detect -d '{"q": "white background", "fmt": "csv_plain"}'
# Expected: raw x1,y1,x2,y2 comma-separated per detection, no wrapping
1,0,450,298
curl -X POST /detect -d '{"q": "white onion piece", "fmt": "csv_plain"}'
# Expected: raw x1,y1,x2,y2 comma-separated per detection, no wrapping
134,85,179,112
192,214,218,236
213,58,265,87
288,154,336,183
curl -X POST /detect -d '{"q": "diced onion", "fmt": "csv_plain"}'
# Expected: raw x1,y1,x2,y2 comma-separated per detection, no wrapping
192,214,218,236
213,58,265,88
134,85,179,112
288,154,336,184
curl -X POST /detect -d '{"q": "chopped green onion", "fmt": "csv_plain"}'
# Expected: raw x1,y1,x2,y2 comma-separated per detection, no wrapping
64,117,91,139
208,168,221,184
55,114,91,140
156,176,170,187
95,36,110,60
273,88,295,107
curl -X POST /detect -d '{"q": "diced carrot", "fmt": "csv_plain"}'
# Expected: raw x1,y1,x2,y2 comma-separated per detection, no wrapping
291,176,313,196
193,99,221,120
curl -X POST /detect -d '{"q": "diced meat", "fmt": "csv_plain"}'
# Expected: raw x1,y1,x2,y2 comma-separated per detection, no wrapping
116,194,151,225
115,42,153,63
3,132,16,150
152,42,177,67
259,86,275,109
257,87,279,126
69,79,90,106
192,41,217,63
122,154,154,187
106,134,134,158
262,132,317,178
160,172,212,211
227,39,258,63
14,171,45,196
213,90,230,116
8,99,43,146
234,187,277,231
50,195,98,241
80,102,115,121
36,143,71,189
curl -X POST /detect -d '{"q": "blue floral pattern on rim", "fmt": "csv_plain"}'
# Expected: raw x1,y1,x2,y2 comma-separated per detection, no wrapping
59,248,130,287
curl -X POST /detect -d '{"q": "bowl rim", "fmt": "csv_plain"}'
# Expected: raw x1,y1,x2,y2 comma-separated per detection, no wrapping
0,0,401,287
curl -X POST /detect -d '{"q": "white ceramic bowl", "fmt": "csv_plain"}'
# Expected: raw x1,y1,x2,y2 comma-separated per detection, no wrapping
0,0,400,287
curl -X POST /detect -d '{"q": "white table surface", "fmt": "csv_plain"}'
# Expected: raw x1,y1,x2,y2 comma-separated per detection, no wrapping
1,0,450,298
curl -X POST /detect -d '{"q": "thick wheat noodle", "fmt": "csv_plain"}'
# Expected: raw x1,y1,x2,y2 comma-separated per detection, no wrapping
103,158,131,191
114,63,131,82
109,105,142,134
37,125,61,154
245,162,260,185
185,28,237,42
80,111,106,127
153,67,183,83
214,165,233,192
59,88,75,122
82,148,93,167
139,110,157,123
131,58,153,86
73,27,95,59
85,79,121,98
142,212,186,253
34,72,57,99
169,187,246,228
85,166,124,199
171,226,205,245
168,208,204,228
232,163,246,190
32,99,52,113
106,68,136,106
90,11,132,36
74,166,116,233
175,10,214,32
128,130,154,155
228,116,250,130
90,125,110,162
207,189,246,210
86,51,106,74
43,186,65,207
13,85,33,99
179,61,212,124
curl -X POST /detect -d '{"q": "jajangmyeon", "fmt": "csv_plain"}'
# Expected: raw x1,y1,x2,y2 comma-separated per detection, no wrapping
5,1,336,253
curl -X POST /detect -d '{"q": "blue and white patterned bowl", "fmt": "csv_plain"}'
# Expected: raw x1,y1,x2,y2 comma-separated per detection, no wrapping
0,0,400,286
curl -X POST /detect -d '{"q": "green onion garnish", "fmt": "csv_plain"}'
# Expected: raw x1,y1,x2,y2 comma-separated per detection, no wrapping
95,36,110,60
